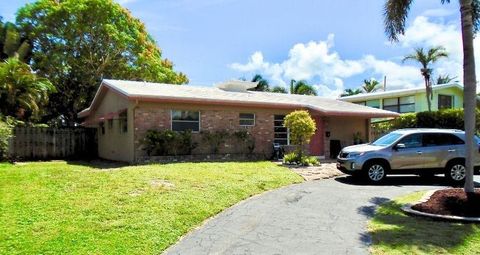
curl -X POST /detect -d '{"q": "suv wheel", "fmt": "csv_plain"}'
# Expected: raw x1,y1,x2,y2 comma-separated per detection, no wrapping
365,161,387,183
445,161,466,184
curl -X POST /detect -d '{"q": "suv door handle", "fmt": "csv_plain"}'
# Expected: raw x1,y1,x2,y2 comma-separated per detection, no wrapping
448,149,456,152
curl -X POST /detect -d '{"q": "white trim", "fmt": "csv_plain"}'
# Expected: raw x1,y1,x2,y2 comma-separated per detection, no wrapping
239,113,255,127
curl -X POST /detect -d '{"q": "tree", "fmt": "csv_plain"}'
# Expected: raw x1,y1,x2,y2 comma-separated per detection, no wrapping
283,110,316,158
0,17,30,61
362,79,381,93
16,0,188,124
290,80,317,95
248,74,270,91
270,86,288,93
384,0,479,193
403,46,448,112
0,57,55,120
340,88,362,97
436,74,458,84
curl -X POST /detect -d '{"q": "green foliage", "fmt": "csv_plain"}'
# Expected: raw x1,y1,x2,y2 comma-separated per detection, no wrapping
372,109,480,137
291,80,317,95
362,79,381,93
284,110,316,157
0,18,30,61
248,74,270,91
0,118,13,160
340,88,363,97
201,130,229,154
143,130,197,156
270,86,288,93
232,130,255,154
283,152,319,166
0,161,302,254
16,0,188,123
0,57,55,121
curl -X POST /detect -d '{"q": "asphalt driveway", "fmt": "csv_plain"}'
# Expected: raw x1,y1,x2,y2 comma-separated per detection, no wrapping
165,176,471,255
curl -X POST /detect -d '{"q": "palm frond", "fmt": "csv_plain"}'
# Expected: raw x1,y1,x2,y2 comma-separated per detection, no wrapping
383,0,414,41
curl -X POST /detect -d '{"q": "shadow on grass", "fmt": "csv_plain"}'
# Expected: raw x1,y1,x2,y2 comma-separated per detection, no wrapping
366,196,479,254
66,159,129,169
335,175,480,188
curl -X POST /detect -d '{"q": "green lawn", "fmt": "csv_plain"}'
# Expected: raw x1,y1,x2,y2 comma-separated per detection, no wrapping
369,192,480,255
0,161,302,254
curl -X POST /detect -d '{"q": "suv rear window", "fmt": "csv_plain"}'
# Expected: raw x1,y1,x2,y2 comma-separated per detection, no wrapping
422,133,465,146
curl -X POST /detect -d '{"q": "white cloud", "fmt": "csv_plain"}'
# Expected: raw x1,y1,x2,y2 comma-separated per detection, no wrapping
231,14,477,97
230,34,424,97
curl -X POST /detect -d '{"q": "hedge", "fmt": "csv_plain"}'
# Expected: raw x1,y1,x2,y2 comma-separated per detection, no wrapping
372,109,480,137
0,119,13,160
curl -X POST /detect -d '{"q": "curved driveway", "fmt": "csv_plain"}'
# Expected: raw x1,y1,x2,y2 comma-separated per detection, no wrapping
165,176,458,255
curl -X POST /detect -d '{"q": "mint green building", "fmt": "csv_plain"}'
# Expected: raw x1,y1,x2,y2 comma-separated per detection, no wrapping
339,83,466,114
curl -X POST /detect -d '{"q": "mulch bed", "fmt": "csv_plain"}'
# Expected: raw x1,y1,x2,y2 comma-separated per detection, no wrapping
412,188,480,217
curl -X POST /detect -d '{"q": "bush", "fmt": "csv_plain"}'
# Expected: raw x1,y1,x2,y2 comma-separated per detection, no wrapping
283,152,319,166
232,130,256,154
143,130,197,156
0,119,13,161
372,109,480,138
201,130,229,154
283,110,316,157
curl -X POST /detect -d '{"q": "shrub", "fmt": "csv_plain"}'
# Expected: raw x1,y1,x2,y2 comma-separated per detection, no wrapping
143,130,197,156
283,152,319,166
233,130,255,154
283,110,316,157
0,119,13,161
201,130,229,154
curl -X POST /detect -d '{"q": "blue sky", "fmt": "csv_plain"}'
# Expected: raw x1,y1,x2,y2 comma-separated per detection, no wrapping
1,0,473,97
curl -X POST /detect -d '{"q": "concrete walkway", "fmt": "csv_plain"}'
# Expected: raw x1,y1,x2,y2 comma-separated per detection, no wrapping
165,176,455,255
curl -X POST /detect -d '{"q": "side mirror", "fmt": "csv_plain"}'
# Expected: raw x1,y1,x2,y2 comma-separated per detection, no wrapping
394,143,406,150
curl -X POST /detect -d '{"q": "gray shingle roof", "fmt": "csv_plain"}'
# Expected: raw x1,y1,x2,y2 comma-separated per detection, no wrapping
79,79,399,118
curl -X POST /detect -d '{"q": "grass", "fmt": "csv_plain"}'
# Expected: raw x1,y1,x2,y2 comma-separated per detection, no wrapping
369,191,480,255
0,161,302,254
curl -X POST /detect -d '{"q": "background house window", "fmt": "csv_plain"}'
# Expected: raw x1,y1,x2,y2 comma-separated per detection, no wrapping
355,101,366,106
366,99,380,109
438,94,453,109
383,96,415,113
119,111,128,133
239,113,255,126
274,115,289,145
171,110,200,132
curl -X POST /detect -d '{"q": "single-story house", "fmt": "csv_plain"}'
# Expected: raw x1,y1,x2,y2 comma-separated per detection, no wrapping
339,83,469,114
78,79,398,163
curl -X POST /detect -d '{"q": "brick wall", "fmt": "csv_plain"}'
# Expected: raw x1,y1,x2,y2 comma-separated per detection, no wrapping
133,106,277,159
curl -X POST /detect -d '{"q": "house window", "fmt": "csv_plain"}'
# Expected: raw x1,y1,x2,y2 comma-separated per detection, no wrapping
366,100,380,109
119,111,128,133
239,113,255,126
274,115,289,145
438,94,453,109
383,96,415,113
171,110,200,132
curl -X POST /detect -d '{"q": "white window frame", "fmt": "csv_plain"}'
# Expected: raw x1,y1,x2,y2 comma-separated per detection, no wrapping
170,110,201,132
239,113,255,127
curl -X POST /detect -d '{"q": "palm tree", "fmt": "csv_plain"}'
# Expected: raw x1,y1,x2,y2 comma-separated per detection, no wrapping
362,79,381,93
270,86,288,93
436,74,458,84
340,88,362,97
384,0,478,193
248,74,270,91
0,57,55,120
290,80,317,96
403,46,448,112
0,17,30,61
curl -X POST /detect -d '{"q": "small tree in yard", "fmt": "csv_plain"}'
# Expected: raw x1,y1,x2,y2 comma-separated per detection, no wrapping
283,110,316,158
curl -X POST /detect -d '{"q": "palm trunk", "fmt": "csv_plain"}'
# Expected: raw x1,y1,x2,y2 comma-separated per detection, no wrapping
460,0,477,194
424,77,432,112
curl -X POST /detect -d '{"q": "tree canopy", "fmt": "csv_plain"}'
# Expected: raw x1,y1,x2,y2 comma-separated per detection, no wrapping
362,79,381,93
16,0,188,123
283,110,316,157
291,80,317,96
0,57,55,121
0,17,30,61
340,88,362,97
248,74,270,91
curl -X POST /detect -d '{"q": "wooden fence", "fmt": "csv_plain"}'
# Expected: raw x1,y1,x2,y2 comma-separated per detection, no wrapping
8,127,97,160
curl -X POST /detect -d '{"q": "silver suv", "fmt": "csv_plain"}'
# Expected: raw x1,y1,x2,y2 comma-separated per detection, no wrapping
337,129,480,183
